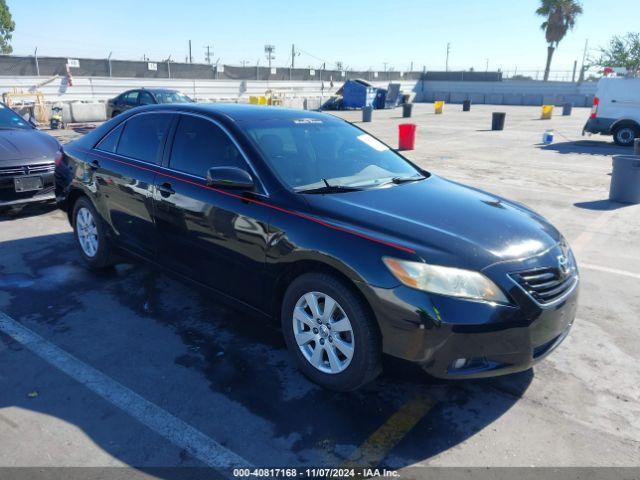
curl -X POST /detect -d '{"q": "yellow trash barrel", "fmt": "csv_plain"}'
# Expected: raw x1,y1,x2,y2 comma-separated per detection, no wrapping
435,100,445,114
541,104,554,119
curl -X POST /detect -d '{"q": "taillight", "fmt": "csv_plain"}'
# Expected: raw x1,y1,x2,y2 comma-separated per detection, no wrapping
54,150,64,166
590,97,599,119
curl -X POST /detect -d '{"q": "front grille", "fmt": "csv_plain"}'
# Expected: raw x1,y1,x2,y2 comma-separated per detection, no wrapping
510,267,577,304
0,163,55,177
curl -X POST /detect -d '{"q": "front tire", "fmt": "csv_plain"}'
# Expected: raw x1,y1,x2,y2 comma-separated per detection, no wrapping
281,272,381,391
72,197,115,269
612,125,638,146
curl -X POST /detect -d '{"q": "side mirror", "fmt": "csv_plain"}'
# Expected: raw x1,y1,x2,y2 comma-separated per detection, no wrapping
206,166,255,190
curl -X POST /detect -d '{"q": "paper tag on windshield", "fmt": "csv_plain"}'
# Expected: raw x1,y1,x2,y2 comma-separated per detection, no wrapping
293,118,322,124
357,134,388,152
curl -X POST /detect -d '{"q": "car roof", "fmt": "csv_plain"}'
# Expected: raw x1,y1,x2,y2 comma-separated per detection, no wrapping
133,103,337,123
146,88,182,93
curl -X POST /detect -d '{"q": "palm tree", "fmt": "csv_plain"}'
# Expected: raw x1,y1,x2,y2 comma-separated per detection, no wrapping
536,0,583,81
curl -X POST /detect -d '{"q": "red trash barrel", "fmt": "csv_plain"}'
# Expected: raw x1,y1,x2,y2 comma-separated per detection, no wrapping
398,123,417,150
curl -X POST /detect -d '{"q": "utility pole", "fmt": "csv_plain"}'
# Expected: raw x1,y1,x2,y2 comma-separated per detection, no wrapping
578,38,588,82
445,42,450,71
188,40,193,63
204,45,213,64
410,61,414,72
572,59,577,82
107,51,113,77
264,44,275,70
485,58,489,72
291,44,296,68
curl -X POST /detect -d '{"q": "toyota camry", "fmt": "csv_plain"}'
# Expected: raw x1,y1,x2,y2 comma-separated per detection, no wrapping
55,104,578,391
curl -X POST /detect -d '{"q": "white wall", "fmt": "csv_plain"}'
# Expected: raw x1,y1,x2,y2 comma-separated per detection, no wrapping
0,75,417,103
414,80,598,106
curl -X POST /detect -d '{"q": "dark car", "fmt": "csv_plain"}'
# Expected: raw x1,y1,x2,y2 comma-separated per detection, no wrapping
0,103,61,213
106,89,193,118
55,104,579,391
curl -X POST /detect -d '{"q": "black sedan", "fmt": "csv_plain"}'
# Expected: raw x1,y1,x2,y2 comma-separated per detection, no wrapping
0,103,61,213
106,88,193,118
55,104,578,391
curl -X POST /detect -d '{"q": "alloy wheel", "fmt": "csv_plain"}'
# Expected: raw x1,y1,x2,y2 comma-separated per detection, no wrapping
76,207,99,258
292,291,355,374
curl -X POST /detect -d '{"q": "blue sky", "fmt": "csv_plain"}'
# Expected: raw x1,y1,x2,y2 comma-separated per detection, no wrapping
7,0,637,73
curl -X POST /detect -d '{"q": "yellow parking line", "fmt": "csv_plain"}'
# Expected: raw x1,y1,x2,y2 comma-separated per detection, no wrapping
571,211,612,256
343,394,436,469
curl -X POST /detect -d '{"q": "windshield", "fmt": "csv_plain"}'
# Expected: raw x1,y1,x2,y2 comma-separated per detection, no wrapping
0,104,31,130
244,118,424,191
154,91,193,103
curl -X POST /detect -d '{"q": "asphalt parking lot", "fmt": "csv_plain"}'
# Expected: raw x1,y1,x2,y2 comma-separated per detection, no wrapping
1,103,639,473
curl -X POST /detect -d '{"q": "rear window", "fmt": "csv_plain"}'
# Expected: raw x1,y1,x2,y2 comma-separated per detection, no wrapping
117,113,173,164
122,91,139,106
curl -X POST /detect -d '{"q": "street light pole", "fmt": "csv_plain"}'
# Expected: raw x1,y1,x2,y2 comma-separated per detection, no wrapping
578,39,588,83
445,42,450,72
34,47,40,76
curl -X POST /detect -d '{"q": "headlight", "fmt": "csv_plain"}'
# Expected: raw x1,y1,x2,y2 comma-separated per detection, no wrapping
383,257,509,304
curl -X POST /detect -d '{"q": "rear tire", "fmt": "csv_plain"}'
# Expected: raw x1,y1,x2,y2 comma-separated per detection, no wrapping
281,272,381,391
612,125,638,146
72,196,116,269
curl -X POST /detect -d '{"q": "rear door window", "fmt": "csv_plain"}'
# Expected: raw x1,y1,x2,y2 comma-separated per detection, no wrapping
117,113,173,164
139,91,155,105
169,115,246,177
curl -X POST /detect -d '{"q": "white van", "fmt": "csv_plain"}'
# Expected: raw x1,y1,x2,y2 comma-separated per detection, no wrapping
583,77,640,146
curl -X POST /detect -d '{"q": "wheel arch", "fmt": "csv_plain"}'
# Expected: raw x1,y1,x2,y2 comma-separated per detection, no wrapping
611,118,640,133
270,258,381,337
65,188,89,225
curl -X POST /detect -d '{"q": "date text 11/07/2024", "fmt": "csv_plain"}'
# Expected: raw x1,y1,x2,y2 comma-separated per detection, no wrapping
232,468,400,477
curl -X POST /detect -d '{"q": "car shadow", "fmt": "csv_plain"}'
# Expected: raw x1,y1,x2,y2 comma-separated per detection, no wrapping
0,201,57,222
574,199,633,210
539,140,630,156
0,232,533,474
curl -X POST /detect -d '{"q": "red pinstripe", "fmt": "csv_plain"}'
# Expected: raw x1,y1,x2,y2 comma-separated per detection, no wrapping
78,148,416,255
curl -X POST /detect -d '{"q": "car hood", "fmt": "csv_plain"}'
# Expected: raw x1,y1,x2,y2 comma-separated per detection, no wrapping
0,129,59,164
302,175,561,270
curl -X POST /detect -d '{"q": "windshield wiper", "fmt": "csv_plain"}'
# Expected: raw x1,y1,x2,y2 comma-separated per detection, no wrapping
297,178,363,194
389,174,425,184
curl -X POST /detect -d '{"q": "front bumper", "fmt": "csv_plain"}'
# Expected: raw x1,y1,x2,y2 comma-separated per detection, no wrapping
361,257,578,379
0,171,56,207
